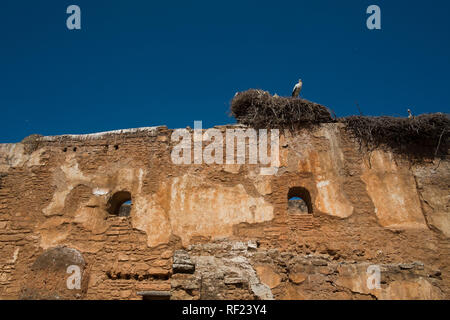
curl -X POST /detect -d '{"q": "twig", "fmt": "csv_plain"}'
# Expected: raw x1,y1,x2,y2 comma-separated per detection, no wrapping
435,128,447,156
355,101,363,116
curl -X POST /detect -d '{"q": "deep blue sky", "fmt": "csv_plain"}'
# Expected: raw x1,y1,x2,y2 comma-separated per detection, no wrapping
1,0,449,142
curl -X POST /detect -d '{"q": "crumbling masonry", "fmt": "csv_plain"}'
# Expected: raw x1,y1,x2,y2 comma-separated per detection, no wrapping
0,123,448,299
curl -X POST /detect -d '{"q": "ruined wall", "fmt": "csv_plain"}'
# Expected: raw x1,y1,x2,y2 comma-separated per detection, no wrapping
0,124,448,300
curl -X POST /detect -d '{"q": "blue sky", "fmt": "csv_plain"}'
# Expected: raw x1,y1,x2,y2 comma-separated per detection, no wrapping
1,0,449,142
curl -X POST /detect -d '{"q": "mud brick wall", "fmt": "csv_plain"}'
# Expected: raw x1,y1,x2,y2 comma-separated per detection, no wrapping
0,124,448,299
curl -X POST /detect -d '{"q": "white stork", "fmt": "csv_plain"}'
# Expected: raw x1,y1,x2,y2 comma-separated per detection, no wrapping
407,109,414,119
292,79,303,98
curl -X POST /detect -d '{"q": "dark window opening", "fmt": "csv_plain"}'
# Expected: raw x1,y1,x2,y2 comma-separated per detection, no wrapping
288,187,312,213
73,147,77,152
114,145,119,150
107,191,132,217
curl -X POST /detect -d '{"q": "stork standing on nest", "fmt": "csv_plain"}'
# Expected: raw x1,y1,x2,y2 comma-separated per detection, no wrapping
291,79,303,98
408,109,414,119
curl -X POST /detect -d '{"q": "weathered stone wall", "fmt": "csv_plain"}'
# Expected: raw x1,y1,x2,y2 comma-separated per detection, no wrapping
0,124,448,300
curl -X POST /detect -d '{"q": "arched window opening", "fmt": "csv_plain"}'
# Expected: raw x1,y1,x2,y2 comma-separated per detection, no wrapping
107,191,132,217
288,187,312,214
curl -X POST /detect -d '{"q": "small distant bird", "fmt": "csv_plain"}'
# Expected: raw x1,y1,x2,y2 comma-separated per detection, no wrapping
273,93,279,98
407,109,414,119
292,79,303,98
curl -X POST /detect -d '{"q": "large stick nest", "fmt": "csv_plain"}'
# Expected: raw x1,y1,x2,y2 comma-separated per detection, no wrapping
229,89,449,158
230,89,333,129
341,114,450,157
